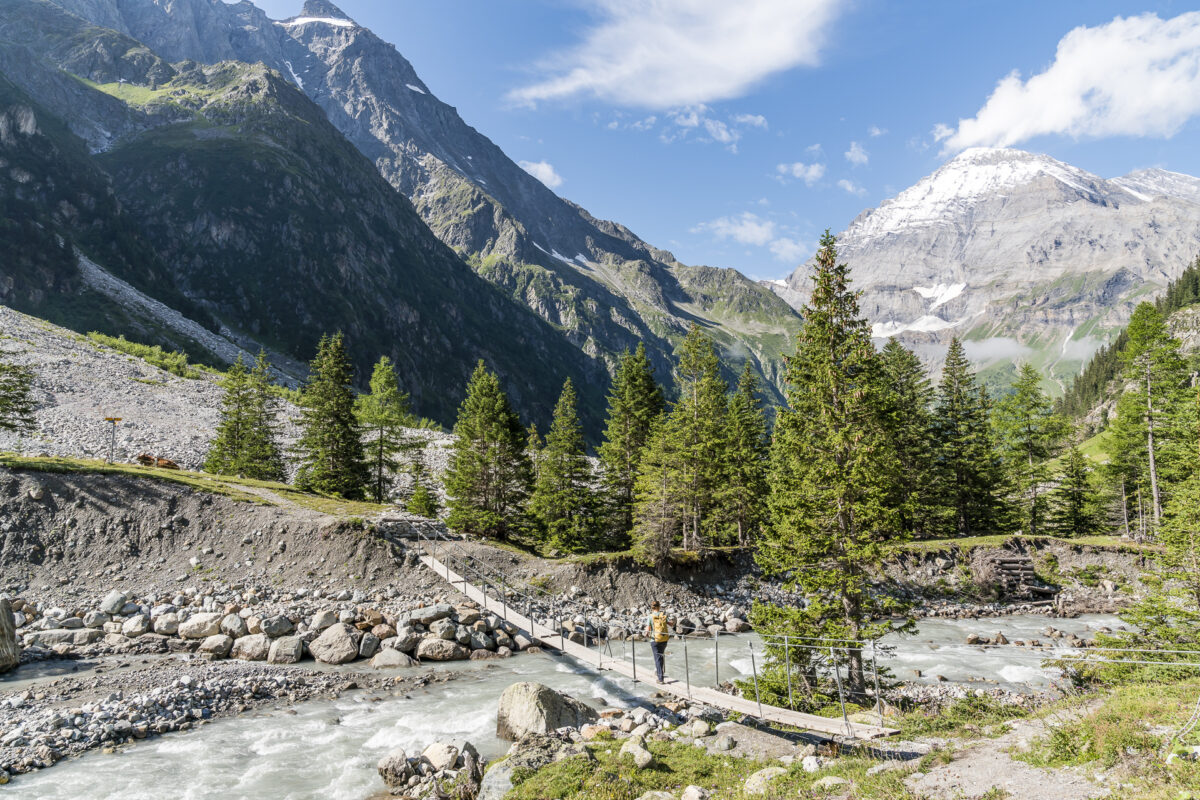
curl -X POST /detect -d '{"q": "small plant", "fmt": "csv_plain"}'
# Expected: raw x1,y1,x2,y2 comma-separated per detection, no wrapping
87,331,202,378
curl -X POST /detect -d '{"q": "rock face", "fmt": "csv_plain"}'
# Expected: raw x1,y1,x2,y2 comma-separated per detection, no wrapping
775,147,1200,387
0,599,19,672
496,682,598,741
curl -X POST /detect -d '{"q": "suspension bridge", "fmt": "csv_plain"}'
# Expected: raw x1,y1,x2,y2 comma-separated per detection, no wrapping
414,529,899,740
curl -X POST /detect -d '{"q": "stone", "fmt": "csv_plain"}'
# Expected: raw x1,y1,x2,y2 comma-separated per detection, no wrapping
711,734,735,751
802,755,823,773
422,740,460,771
0,600,18,673
99,591,127,616
744,766,787,795
309,623,360,664
153,614,179,635
178,613,223,639
82,611,109,629
634,793,673,800
681,786,710,800
813,775,850,790
199,634,234,659
477,734,591,800
683,719,710,737
496,682,598,741
221,614,248,638
371,648,416,668
311,610,338,631
620,736,654,768
457,609,482,626
377,747,413,788
268,636,304,664
260,615,294,638
404,603,454,626
579,723,609,740
231,634,271,661
122,614,151,637
371,623,396,640
358,632,380,659
391,626,420,652
430,618,457,640
416,638,470,661
470,631,495,651
725,618,751,633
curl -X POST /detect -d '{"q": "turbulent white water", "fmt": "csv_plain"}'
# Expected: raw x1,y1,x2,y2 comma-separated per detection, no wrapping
9,614,1122,799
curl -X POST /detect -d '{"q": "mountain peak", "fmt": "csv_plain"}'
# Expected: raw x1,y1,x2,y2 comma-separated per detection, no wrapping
300,1,351,20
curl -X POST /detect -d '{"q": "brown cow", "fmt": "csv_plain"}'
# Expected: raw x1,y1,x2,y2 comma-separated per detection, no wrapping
155,457,181,470
134,453,156,467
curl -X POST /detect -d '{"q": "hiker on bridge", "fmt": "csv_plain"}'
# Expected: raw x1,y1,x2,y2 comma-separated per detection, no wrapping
645,601,670,683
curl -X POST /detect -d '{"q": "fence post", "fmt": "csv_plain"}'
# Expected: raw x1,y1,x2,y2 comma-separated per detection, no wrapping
632,636,638,682
871,640,883,727
830,646,852,737
785,635,794,710
749,641,763,719
714,631,719,687
684,635,691,696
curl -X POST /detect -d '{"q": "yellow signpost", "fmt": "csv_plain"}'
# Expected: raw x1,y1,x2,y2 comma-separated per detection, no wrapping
103,417,122,463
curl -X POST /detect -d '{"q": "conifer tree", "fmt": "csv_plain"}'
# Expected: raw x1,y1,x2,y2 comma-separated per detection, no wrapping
444,361,532,539
758,231,909,692
293,333,369,499
598,344,665,540
405,463,441,518
632,416,683,567
994,363,1066,535
526,424,544,485
672,324,729,551
932,338,999,536
530,380,598,552
355,356,416,503
0,351,36,436
718,362,769,546
205,351,285,481
878,338,937,537
1050,444,1101,537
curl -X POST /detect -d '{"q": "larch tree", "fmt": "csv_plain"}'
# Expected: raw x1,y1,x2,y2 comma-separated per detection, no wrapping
293,333,369,499
355,356,416,503
529,379,599,552
598,343,664,542
443,360,532,539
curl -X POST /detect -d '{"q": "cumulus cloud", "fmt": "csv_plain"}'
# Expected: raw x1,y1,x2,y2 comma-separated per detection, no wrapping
734,113,769,128
694,212,777,246
768,237,809,263
518,160,564,189
838,178,867,196
868,125,887,137
939,12,1200,152
776,161,826,186
508,0,842,108
844,141,869,166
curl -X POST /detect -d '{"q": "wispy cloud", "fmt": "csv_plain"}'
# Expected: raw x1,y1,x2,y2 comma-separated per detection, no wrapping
838,178,867,196
734,113,769,128
844,141,869,166
518,160,564,189
508,0,843,109
658,105,766,151
868,125,887,137
938,12,1200,152
694,212,811,263
768,237,809,263
776,161,826,186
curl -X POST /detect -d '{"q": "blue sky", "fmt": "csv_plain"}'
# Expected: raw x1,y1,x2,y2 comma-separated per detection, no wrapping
250,1,1200,280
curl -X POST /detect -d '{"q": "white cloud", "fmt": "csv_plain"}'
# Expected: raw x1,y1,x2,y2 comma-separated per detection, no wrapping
734,113,768,128
776,161,826,186
660,105,767,151
704,118,737,144
838,178,867,196
939,12,1200,152
844,141,869,166
694,212,776,246
931,123,954,142
768,237,809,263
868,125,887,137
518,160,565,189
508,0,843,109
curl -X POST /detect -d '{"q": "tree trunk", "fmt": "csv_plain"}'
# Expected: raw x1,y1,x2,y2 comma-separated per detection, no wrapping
0,599,18,673
1120,481,1130,538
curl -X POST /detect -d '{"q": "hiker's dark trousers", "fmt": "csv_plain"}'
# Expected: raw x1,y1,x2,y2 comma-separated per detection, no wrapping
651,640,666,681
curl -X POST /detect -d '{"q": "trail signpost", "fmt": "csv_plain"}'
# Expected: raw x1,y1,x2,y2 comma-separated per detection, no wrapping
103,417,122,463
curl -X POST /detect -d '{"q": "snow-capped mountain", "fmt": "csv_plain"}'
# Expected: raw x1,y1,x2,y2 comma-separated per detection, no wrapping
775,147,1200,386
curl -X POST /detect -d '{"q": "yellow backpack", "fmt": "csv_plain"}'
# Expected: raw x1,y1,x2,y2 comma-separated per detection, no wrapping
650,612,669,643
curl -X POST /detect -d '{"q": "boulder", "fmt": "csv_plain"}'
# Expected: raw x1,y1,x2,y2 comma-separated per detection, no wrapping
0,599,19,673
99,591,127,616
371,623,396,641
268,636,304,664
416,638,469,661
371,649,416,669
744,766,787,795
429,618,457,640
725,618,752,633
802,755,823,772
477,733,591,800
470,631,495,651
377,747,413,789
309,623,360,664
260,615,294,638
178,613,223,639
231,633,271,661
496,682,598,741
199,634,234,659
358,632,380,659
681,786,711,800
422,740,460,771
220,614,248,638
620,737,653,768
121,614,151,638
390,626,420,652
153,614,179,635
813,775,850,790
405,603,454,626
311,609,338,631
82,611,110,629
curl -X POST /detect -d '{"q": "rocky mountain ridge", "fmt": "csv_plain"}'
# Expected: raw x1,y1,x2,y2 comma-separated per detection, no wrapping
775,147,1200,389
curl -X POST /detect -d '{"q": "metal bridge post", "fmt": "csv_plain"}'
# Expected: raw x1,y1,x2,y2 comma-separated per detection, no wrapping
714,631,719,687
749,641,763,719
632,636,638,682
871,640,883,726
830,646,852,738
785,635,794,710
684,635,691,696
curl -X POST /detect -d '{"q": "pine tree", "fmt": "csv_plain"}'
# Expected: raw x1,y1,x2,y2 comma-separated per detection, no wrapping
293,333,369,499
443,361,532,539
672,324,729,551
718,362,769,547
598,344,664,541
0,351,36,437
355,356,416,503
878,338,937,537
632,415,683,567
758,231,909,693
994,363,1066,535
1050,444,1101,537
529,379,599,553
405,463,441,518
204,351,284,481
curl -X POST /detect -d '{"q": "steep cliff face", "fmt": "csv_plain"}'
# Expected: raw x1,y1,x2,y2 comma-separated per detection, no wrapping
47,0,801,401
776,147,1200,389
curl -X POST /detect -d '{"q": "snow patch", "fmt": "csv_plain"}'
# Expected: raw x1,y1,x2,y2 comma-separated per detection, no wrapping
871,315,959,338
276,17,356,28
406,83,426,95
532,242,575,266
913,282,965,310
283,60,304,90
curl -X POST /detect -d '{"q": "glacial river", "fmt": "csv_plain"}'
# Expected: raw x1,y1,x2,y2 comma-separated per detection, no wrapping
8,614,1122,800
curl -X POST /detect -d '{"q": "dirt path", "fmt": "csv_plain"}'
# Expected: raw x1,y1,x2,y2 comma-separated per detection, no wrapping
905,712,1108,799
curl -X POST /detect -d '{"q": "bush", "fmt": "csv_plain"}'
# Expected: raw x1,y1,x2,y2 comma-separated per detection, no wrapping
87,331,200,378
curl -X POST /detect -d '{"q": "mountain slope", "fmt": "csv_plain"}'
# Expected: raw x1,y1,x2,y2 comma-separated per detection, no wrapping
0,0,606,429
777,147,1200,389
45,0,802,401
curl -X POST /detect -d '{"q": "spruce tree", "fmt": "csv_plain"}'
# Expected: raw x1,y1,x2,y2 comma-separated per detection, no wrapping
1050,444,1101,537
718,362,769,546
632,416,683,567
598,344,664,541
355,356,416,503
529,380,599,552
0,351,36,436
758,231,909,693
204,351,284,481
672,324,728,551
246,351,286,481
405,463,441,518
994,363,1066,535
443,361,532,539
878,338,937,537
293,333,369,499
